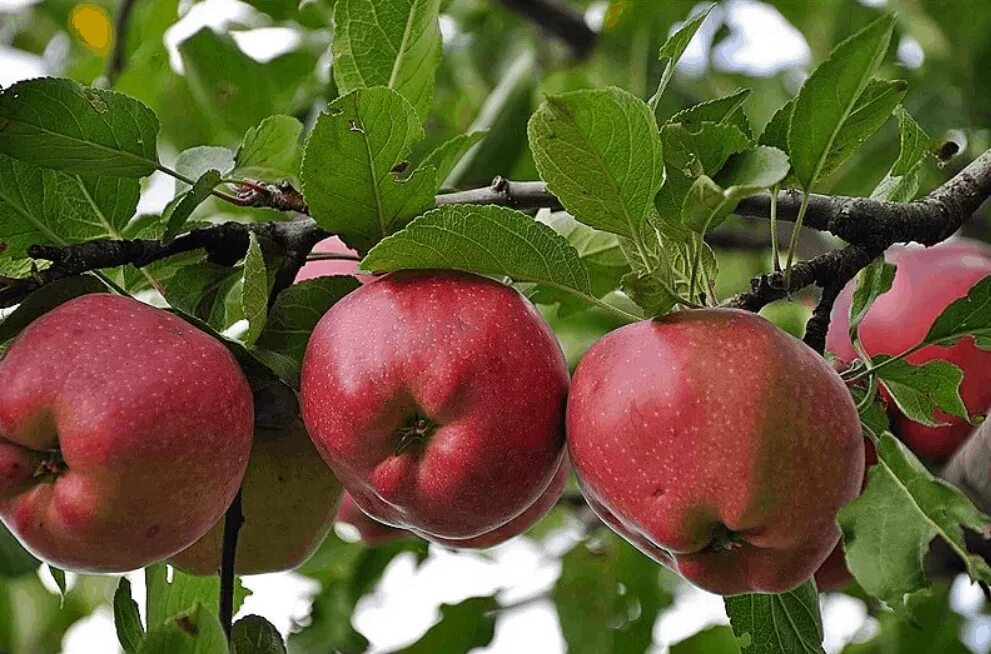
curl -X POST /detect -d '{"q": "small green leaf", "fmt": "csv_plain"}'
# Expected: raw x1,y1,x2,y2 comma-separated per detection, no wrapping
528,87,664,264
848,257,896,347
671,626,741,654
145,563,251,629
621,271,679,318
163,169,221,242
0,78,160,177
301,87,436,253
422,131,487,190
923,275,991,348
361,204,596,308
138,603,227,654
724,580,824,654
241,234,269,347
649,7,714,110
174,147,235,192
837,433,991,619
871,108,935,203
255,275,359,366
232,615,286,654
398,597,496,654
48,565,67,600
788,16,895,190
668,88,753,141
164,262,242,331
114,578,145,654
819,79,908,180
758,98,794,153
875,357,968,427
234,115,304,182
0,524,39,577
332,0,443,119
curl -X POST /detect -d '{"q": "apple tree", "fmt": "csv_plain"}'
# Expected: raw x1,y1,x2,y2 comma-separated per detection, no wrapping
3,1,991,652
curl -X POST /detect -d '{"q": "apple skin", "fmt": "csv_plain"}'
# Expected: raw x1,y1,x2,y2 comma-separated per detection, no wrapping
336,492,412,546
170,421,343,575
295,238,360,281
827,239,991,462
300,270,569,542
567,309,864,596
0,294,253,573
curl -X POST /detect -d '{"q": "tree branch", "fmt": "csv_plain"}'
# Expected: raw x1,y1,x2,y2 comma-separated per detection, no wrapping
218,490,243,641
105,0,140,87
495,0,597,59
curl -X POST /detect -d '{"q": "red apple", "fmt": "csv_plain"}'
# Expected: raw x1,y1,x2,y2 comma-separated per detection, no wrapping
567,309,864,595
296,237,359,281
300,270,568,543
170,421,343,575
827,239,991,462
337,492,412,546
0,294,253,572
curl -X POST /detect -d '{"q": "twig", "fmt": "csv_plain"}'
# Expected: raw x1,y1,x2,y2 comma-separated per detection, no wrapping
803,283,846,354
106,0,139,87
496,0,597,59
218,490,243,641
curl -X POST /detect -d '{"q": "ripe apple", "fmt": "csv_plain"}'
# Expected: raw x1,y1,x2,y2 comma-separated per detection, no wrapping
170,420,343,575
827,239,991,462
300,270,569,542
296,237,359,281
336,492,412,546
0,294,253,573
567,309,864,595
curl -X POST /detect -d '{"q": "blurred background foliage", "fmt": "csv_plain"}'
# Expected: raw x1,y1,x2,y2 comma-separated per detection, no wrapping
2,0,991,652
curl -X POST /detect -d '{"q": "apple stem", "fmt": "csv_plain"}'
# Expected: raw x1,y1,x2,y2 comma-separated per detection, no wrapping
396,414,437,455
708,523,744,553
218,489,244,641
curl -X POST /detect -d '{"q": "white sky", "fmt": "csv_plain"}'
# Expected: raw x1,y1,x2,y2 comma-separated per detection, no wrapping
0,0,975,652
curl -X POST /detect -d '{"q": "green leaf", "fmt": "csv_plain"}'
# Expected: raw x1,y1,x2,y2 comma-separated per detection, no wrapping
841,583,968,653
621,271,679,318
163,262,242,331
232,615,286,654
854,384,891,438
0,153,140,260
837,433,991,619
649,7,713,111
819,79,908,180
241,234,269,347
255,276,359,366
332,0,442,119
145,563,250,629
234,115,304,182
528,87,664,263
422,131,487,190
0,524,39,578
668,88,753,141
758,98,794,153
0,275,109,347
874,357,968,427
114,578,145,654
163,169,221,241
138,603,227,654
923,275,991,348
682,146,789,234
48,565,66,599
872,108,934,202
553,532,672,654
788,16,895,189
361,204,600,308
0,78,160,177
398,597,496,654
671,626,741,654
724,580,824,654
848,257,896,347
175,147,235,192
301,87,436,253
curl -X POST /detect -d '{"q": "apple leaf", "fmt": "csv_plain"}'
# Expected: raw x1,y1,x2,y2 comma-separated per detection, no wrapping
234,115,303,183
837,433,991,620
361,204,603,310
0,78,160,177
145,563,250,630
175,147,235,193
670,626,741,654
0,275,110,348
137,603,227,654
422,130,487,190
162,169,221,242
788,16,895,190
874,357,968,427
398,597,497,654
848,257,896,349
332,0,442,120
841,583,969,653
871,105,935,204
0,524,38,578
682,146,789,234
255,275,360,366
0,153,140,260
724,580,824,654
923,275,991,349
232,615,286,654
759,98,794,153
241,233,269,347
164,262,242,331
301,87,436,253
48,565,66,599
668,87,753,142
648,6,713,111
528,87,664,266
852,384,891,439
114,578,145,654
554,533,673,654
